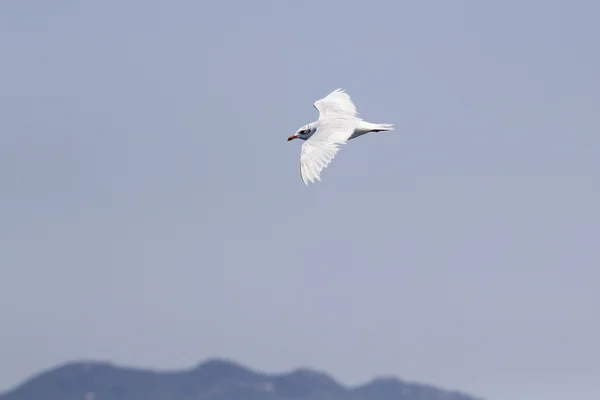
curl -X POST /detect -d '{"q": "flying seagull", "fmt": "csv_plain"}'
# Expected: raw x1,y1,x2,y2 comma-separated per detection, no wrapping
287,88,394,185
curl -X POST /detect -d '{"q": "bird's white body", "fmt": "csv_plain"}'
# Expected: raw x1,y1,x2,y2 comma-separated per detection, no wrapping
288,89,394,185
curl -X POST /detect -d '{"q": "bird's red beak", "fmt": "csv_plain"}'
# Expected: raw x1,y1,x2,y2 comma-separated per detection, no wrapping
287,135,297,141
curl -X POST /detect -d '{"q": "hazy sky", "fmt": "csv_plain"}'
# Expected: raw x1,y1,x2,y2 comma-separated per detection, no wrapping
1,1,599,400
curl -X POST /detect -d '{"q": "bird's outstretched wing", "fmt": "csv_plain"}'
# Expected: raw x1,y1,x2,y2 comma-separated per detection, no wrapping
313,88,358,120
300,118,355,185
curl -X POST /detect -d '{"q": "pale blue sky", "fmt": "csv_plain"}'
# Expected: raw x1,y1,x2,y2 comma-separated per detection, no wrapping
1,1,599,400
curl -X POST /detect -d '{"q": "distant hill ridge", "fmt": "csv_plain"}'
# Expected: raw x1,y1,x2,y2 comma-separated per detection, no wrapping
0,358,485,400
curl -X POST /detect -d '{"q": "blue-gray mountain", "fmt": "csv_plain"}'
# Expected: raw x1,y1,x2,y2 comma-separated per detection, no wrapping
0,359,485,400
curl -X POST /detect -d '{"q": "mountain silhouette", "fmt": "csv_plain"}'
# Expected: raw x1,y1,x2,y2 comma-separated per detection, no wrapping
0,358,484,400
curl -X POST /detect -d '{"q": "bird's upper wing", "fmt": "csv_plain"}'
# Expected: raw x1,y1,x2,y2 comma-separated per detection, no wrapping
299,119,355,185
313,89,358,120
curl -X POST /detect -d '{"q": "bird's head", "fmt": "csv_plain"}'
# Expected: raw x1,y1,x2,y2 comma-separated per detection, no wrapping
288,124,315,142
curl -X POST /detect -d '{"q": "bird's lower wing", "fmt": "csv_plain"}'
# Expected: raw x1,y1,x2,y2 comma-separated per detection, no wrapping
299,119,354,185
300,139,344,185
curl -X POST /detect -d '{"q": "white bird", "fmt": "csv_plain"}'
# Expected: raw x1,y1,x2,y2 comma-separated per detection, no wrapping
287,88,394,185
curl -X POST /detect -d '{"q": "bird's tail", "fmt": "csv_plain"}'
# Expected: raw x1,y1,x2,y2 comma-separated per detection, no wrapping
370,123,394,132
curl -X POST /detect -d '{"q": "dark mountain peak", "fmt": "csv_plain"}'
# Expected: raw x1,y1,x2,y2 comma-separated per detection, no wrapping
192,357,263,383
357,375,405,388
281,367,342,388
287,367,330,377
194,357,254,372
356,376,482,400
5,360,116,394
0,358,485,400
269,367,345,398
50,360,115,373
